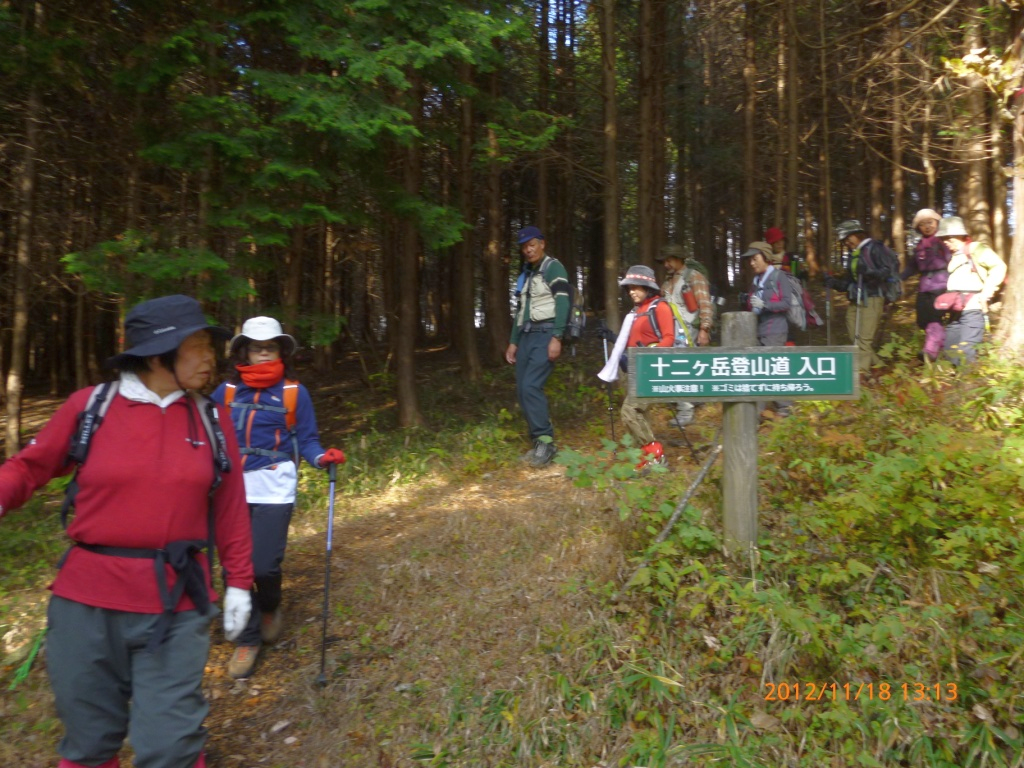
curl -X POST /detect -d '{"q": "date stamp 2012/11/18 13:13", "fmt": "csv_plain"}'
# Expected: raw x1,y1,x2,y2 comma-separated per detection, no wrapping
764,681,958,703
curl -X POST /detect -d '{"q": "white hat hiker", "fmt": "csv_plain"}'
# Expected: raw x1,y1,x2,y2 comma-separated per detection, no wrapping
230,316,297,356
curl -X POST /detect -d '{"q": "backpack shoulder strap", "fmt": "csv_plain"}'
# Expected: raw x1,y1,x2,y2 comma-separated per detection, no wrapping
189,392,232,576
190,392,232,479
67,381,119,466
282,380,299,432
636,297,664,342
62,381,118,529
223,382,237,407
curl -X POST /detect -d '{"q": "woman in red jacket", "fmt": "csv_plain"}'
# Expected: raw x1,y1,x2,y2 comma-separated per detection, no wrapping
0,295,253,768
618,265,676,474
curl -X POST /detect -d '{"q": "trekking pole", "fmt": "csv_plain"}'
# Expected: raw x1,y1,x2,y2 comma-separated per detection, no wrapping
824,272,832,346
854,274,863,355
315,463,338,687
601,336,617,441
672,419,701,463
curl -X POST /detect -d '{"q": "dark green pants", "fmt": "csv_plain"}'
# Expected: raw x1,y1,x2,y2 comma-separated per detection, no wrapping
515,329,555,441
47,596,212,768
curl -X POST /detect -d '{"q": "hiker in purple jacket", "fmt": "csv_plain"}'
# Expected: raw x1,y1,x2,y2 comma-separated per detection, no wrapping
900,208,951,361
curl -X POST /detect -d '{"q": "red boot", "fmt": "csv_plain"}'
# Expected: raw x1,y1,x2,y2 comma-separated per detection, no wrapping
636,441,667,475
59,757,120,768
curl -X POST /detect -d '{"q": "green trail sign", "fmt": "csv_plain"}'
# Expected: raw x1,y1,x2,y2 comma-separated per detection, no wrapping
628,345,860,402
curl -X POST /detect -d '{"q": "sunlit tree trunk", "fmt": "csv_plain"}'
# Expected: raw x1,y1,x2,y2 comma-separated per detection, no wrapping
282,226,303,329
963,17,992,242
921,92,937,208
537,0,550,235
483,69,511,363
742,0,757,245
555,0,577,280
599,0,621,331
638,0,659,265
991,98,1008,259
815,0,831,273
773,8,786,227
995,37,1024,358
890,32,906,265
396,80,425,427
5,11,39,457
783,0,798,245
456,64,482,382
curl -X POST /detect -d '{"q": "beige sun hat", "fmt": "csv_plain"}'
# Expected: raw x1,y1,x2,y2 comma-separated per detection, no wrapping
912,208,941,229
937,216,969,239
741,241,780,264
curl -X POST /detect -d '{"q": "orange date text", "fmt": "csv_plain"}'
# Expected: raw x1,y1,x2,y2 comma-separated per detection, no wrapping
763,681,958,702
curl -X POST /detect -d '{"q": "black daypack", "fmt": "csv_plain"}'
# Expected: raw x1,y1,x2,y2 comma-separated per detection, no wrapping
861,241,902,303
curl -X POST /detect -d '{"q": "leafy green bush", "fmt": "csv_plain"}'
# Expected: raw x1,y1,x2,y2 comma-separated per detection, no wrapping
553,347,1024,766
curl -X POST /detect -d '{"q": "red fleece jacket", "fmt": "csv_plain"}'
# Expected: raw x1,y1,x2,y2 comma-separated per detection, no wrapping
628,296,676,347
0,387,253,613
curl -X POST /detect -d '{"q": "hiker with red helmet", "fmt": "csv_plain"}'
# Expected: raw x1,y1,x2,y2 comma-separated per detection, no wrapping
0,294,253,768
617,265,675,474
211,317,346,679
764,227,807,282
900,208,952,361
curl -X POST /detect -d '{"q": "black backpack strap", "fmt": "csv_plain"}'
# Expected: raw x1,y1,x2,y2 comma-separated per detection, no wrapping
634,298,663,343
76,539,211,653
61,382,118,530
192,393,232,577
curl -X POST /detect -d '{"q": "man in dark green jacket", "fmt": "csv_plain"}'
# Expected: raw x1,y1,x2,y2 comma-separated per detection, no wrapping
505,226,570,467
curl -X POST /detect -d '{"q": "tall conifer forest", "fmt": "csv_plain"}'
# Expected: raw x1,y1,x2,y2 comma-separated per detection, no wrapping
2,0,1024,439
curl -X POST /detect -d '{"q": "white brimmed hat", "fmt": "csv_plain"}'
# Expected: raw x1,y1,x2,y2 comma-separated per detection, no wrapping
230,316,297,356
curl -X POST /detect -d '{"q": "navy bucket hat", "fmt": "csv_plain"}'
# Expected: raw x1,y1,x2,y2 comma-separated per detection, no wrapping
517,225,544,244
106,294,231,369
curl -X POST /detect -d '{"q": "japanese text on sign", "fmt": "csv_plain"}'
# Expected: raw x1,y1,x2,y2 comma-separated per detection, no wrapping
629,346,859,401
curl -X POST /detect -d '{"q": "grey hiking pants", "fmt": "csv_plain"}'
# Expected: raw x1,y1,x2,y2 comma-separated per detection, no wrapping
46,596,212,768
945,309,985,364
758,326,792,410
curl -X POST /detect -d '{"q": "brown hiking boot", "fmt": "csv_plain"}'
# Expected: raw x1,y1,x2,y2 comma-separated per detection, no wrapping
260,609,284,644
227,644,260,679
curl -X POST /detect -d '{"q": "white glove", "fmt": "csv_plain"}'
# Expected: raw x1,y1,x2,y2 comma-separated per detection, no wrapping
749,295,765,310
223,587,252,641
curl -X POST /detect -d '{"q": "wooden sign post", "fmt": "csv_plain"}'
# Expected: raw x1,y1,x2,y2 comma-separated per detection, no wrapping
628,311,859,555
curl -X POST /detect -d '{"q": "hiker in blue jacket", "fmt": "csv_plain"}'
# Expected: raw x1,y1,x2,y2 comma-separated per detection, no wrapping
211,316,346,679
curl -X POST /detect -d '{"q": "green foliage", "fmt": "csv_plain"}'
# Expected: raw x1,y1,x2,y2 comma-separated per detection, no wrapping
62,231,251,304
551,350,1024,766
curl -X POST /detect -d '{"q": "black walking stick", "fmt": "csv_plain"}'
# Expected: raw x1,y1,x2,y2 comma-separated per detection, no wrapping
315,463,338,687
824,271,833,346
601,333,616,441
671,418,702,464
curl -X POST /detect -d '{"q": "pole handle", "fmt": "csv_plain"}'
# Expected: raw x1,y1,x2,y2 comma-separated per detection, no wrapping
329,463,338,482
